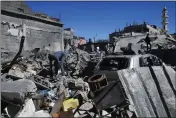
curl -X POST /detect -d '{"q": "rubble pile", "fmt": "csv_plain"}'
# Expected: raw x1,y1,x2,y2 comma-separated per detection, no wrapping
2,37,175,118
114,34,176,54
64,44,91,77
1,44,92,117
1,38,133,118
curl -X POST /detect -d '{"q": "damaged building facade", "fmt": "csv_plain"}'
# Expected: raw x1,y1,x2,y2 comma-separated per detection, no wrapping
1,2,176,118
64,28,75,46
1,1,64,52
109,6,171,42
109,22,162,42
63,28,87,47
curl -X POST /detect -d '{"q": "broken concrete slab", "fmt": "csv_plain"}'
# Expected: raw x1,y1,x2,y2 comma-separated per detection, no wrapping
1,79,37,105
7,63,36,79
92,81,127,110
118,66,176,117
29,110,52,117
4,104,21,117
16,99,36,117
29,75,54,90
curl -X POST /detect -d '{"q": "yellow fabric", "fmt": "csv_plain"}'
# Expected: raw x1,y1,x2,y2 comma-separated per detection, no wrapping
63,98,79,111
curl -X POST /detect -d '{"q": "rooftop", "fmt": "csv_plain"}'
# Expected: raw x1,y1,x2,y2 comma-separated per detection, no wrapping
1,8,64,26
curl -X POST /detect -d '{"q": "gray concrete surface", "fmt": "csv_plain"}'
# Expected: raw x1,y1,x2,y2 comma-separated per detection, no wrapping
1,14,63,52
118,66,176,117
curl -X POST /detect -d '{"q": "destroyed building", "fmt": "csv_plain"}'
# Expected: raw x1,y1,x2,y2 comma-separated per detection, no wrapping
109,6,175,52
109,22,162,42
1,1,64,52
1,2,176,118
63,28,87,48
64,28,75,46
109,6,171,43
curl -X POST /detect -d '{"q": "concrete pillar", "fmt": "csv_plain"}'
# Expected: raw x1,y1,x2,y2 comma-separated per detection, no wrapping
61,27,64,51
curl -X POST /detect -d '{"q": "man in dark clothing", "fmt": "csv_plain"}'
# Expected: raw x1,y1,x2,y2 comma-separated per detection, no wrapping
144,33,152,51
124,43,136,55
48,51,66,79
55,51,66,75
48,54,59,79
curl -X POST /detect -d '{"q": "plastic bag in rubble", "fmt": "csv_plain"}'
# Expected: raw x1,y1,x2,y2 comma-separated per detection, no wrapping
48,90,55,98
39,90,48,97
39,90,55,98
63,98,79,111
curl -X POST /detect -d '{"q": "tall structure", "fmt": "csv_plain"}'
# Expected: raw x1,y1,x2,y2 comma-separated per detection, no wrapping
162,6,169,33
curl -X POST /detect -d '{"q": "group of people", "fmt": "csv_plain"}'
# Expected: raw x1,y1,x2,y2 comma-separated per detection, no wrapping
121,33,153,55
46,33,154,78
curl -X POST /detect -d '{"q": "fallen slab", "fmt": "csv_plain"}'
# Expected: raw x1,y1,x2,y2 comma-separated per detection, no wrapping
1,79,37,105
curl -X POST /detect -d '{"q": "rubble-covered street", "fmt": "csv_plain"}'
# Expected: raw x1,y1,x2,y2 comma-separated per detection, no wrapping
1,36,176,118
1,1,176,118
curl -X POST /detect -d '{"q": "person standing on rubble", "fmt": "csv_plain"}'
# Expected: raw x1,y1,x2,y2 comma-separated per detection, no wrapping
144,33,152,51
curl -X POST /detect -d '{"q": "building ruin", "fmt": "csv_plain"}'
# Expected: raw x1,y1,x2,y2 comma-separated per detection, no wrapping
1,1,64,52
109,6,169,42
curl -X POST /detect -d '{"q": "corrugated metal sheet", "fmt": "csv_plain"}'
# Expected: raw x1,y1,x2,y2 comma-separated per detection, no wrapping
117,66,176,117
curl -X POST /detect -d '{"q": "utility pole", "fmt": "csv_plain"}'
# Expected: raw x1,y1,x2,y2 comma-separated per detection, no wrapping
94,34,97,43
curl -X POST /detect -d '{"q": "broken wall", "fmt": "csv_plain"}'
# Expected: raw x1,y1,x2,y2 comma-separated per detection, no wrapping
1,9,64,52
1,1,34,15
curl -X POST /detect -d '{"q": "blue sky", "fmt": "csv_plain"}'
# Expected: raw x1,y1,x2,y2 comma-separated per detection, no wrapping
26,1,175,39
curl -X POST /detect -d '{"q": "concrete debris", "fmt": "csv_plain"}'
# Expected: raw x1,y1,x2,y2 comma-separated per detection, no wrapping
16,99,36,117
2,2,176,117
29,110,52,117
1,36,176,118
114,34,176,55
3,104,21,117
1,79,37,105
1,42,96,117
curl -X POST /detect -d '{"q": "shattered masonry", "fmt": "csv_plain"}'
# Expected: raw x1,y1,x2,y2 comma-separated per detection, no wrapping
1,1,64,52
1,1,176,118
